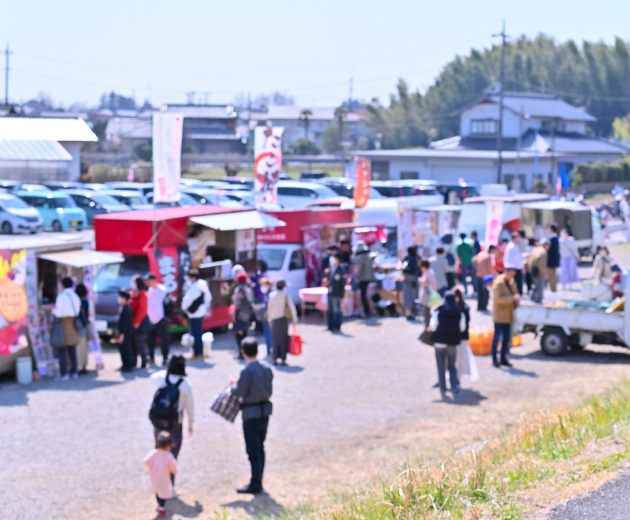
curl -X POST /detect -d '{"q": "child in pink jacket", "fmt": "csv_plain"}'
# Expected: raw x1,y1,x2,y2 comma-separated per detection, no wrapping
144,431,179,516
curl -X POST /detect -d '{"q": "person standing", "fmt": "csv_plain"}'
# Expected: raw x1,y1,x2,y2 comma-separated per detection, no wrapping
326,253,346,332
338,240,352,269
454,289,478,382
401,246,420,320
250,260,269,304
491,268,521,368
233,337,273,495
145,274,170,367
131,276,150,368
355,242,375,317
546,224,560,292
503,232,525,295
150,356,194,484
232,272,254,360
53,277,81,381
527,239,549,303
429,247,449,296
429,292,464,399
592,246,612,283
182,269,211,360
559,229,580,291
117,290,135,372
145,431,179,517
418,259,437,325
74,283,90,375
472,245,497,312
456,233,477,295
266,279,298,365
256,278,273,358
471,231,481,255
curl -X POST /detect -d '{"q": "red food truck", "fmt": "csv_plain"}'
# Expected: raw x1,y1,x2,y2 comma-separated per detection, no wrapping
93,206,286,335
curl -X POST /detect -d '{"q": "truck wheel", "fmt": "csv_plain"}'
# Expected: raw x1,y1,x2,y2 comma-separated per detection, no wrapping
52,220,62,232
541,328,568,356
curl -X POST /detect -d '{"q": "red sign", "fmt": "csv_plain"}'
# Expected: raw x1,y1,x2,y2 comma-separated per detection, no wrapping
147,245,190,305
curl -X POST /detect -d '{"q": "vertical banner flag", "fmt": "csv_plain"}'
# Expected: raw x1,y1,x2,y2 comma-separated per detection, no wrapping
153,112,184,203
353,158,371,209
397,203,414,259
254,127,284,207
485,200,504,247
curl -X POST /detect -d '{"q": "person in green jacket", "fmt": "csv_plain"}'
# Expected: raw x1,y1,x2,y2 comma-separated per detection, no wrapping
456,233,477,296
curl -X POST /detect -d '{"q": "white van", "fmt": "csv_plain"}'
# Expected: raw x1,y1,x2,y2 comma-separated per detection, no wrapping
256,243,306,304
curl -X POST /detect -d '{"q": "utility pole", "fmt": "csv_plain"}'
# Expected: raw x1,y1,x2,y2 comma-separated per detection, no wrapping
246,92,252,161
4,42,11,105
348,77,353,112
493,21,507,184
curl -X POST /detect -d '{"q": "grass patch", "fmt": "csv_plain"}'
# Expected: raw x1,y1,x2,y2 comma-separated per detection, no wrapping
251,383,630,520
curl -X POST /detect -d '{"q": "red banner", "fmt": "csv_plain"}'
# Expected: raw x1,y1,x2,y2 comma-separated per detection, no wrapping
353,158,371,209
147,246,191,306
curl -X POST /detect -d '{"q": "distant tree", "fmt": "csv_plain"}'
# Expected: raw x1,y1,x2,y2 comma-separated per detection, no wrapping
612,116,630,143
321,124,341,153
299,109,313,140
233,91,296,111
290,138,321,155
91,120,108,141
99,91,137,111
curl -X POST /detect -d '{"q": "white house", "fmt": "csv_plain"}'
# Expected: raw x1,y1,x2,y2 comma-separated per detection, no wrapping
0,117,97,180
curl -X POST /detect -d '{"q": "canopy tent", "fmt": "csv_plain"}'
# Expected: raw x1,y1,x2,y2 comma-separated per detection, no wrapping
38,250,124,268
189,210,286,231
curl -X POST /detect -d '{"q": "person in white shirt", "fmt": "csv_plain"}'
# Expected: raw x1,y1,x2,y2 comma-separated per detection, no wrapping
182,269,212,360
53,277,82,380
150,355,194,487
503,232,525,295
145,274,170,366
266,279,297,365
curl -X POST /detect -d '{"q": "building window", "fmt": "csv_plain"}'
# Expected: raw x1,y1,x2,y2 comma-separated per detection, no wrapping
401,171,419,179
371,161,390,180
470,119,498,135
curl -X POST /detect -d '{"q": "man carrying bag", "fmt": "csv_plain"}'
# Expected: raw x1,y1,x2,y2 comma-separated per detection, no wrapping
52,277,82,381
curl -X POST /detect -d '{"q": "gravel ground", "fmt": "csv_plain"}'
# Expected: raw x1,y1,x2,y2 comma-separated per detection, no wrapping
2,236,630,520
548,472,630,519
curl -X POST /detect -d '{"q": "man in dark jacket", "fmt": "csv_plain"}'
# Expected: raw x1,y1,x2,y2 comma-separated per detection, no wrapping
233,337,273,494
117,290,134,372
546,223,560,292
326,253,346,332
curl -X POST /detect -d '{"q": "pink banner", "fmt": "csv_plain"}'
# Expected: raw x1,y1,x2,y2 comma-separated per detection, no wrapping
0,250,28,355
303,227,322,288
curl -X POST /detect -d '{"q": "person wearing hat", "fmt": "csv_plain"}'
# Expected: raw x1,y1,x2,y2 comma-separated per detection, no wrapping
150,355,194,485
491,268,521,368
145,273,171,367
232,272,254,360
526,239,549,304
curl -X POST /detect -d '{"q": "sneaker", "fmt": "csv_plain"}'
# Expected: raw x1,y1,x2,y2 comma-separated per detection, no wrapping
71,373,79,380
156,506,166,516
61,374,70,381
492,360,501,368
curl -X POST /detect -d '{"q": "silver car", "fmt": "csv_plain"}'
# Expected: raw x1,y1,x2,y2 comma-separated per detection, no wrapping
0,193,43,234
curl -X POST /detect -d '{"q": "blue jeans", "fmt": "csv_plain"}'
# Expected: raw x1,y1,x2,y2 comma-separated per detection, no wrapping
57,345,77,376
263,320,272,356
460,263,477,294
491,323,512,363
189,317,203,356
327,296,342,331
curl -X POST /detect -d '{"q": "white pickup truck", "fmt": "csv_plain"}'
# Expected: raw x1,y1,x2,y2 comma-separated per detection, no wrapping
514,274,628,356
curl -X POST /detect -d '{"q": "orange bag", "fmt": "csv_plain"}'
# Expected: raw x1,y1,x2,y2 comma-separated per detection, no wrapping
289,325,302,356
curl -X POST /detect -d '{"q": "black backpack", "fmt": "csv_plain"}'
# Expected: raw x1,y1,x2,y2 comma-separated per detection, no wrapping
445,252,456,267
235,288,253,323
149,375,183,430
163,293,174,318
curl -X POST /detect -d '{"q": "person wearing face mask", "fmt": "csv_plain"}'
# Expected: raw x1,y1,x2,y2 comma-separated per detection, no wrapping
325,253,346,332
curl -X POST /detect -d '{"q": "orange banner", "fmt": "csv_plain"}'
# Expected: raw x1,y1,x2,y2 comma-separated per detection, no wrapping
353,158,371,209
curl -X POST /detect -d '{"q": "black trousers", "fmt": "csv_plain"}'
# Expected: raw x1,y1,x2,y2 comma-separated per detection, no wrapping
243,417,269,489
148,318,170,362
476,277,489,311
156,494,166,507
118,338,134,369
359,280,371,315
446,272,455,290
514,269,523,295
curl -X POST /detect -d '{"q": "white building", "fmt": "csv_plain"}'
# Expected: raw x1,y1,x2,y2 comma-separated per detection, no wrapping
0,117,97,180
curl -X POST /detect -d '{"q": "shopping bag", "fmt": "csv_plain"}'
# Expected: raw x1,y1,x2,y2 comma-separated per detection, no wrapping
289,325,302,356
428,288,441,309
419,327,434,346
50,318,65,349
210,386,240,423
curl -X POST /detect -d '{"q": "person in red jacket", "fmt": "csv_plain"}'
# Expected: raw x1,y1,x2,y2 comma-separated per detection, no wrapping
131,275,150,368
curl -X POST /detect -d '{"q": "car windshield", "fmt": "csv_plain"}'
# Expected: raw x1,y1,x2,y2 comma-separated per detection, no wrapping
257,248,286,271
180,193,199,205
50,196,76,208
121,196,145,205
92,194,127,206
93,256,150,293
312,185,340,198
0,197,30,209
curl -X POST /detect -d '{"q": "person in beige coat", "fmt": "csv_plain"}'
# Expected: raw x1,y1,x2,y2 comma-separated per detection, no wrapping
526,239,549,303
491,269,520,368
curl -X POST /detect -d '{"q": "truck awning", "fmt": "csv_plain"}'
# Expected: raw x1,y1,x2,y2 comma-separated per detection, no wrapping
38,250,124,268
190,210,286,231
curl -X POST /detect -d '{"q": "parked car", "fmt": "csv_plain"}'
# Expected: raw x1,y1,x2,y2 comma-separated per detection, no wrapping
0,180,21,191
223,190,255,206
16,191,86,231
436,183,479,203
82,183,110,191
106,182,154,196
201,181,239,190
145,191,200,207
64,190,131,225
256,242,305,304
300,170,329,180
371,181,439,198
99,190,153,211
315,178,385,200
276,181,342,209
19,184,51,192
44,181,83,191
180,178,206,187
217,177,255,190
0,193,43,234
181,188,244,208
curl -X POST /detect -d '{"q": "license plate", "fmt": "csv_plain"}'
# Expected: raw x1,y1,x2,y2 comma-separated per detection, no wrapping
70,221,78,226
94,320,108,332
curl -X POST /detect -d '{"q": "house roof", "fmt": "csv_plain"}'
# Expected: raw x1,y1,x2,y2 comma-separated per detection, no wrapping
105,118,152,140
0,139,73,161
454,91,595,122
0,117,98,142
355,148,558,161
162,104,237,119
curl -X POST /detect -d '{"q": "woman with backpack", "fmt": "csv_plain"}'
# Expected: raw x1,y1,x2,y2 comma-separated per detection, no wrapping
401,246,420,320
232,272,254,361
149,355,194,485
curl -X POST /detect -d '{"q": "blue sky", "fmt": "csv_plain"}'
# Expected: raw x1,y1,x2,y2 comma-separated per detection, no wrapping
3,0,630,109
